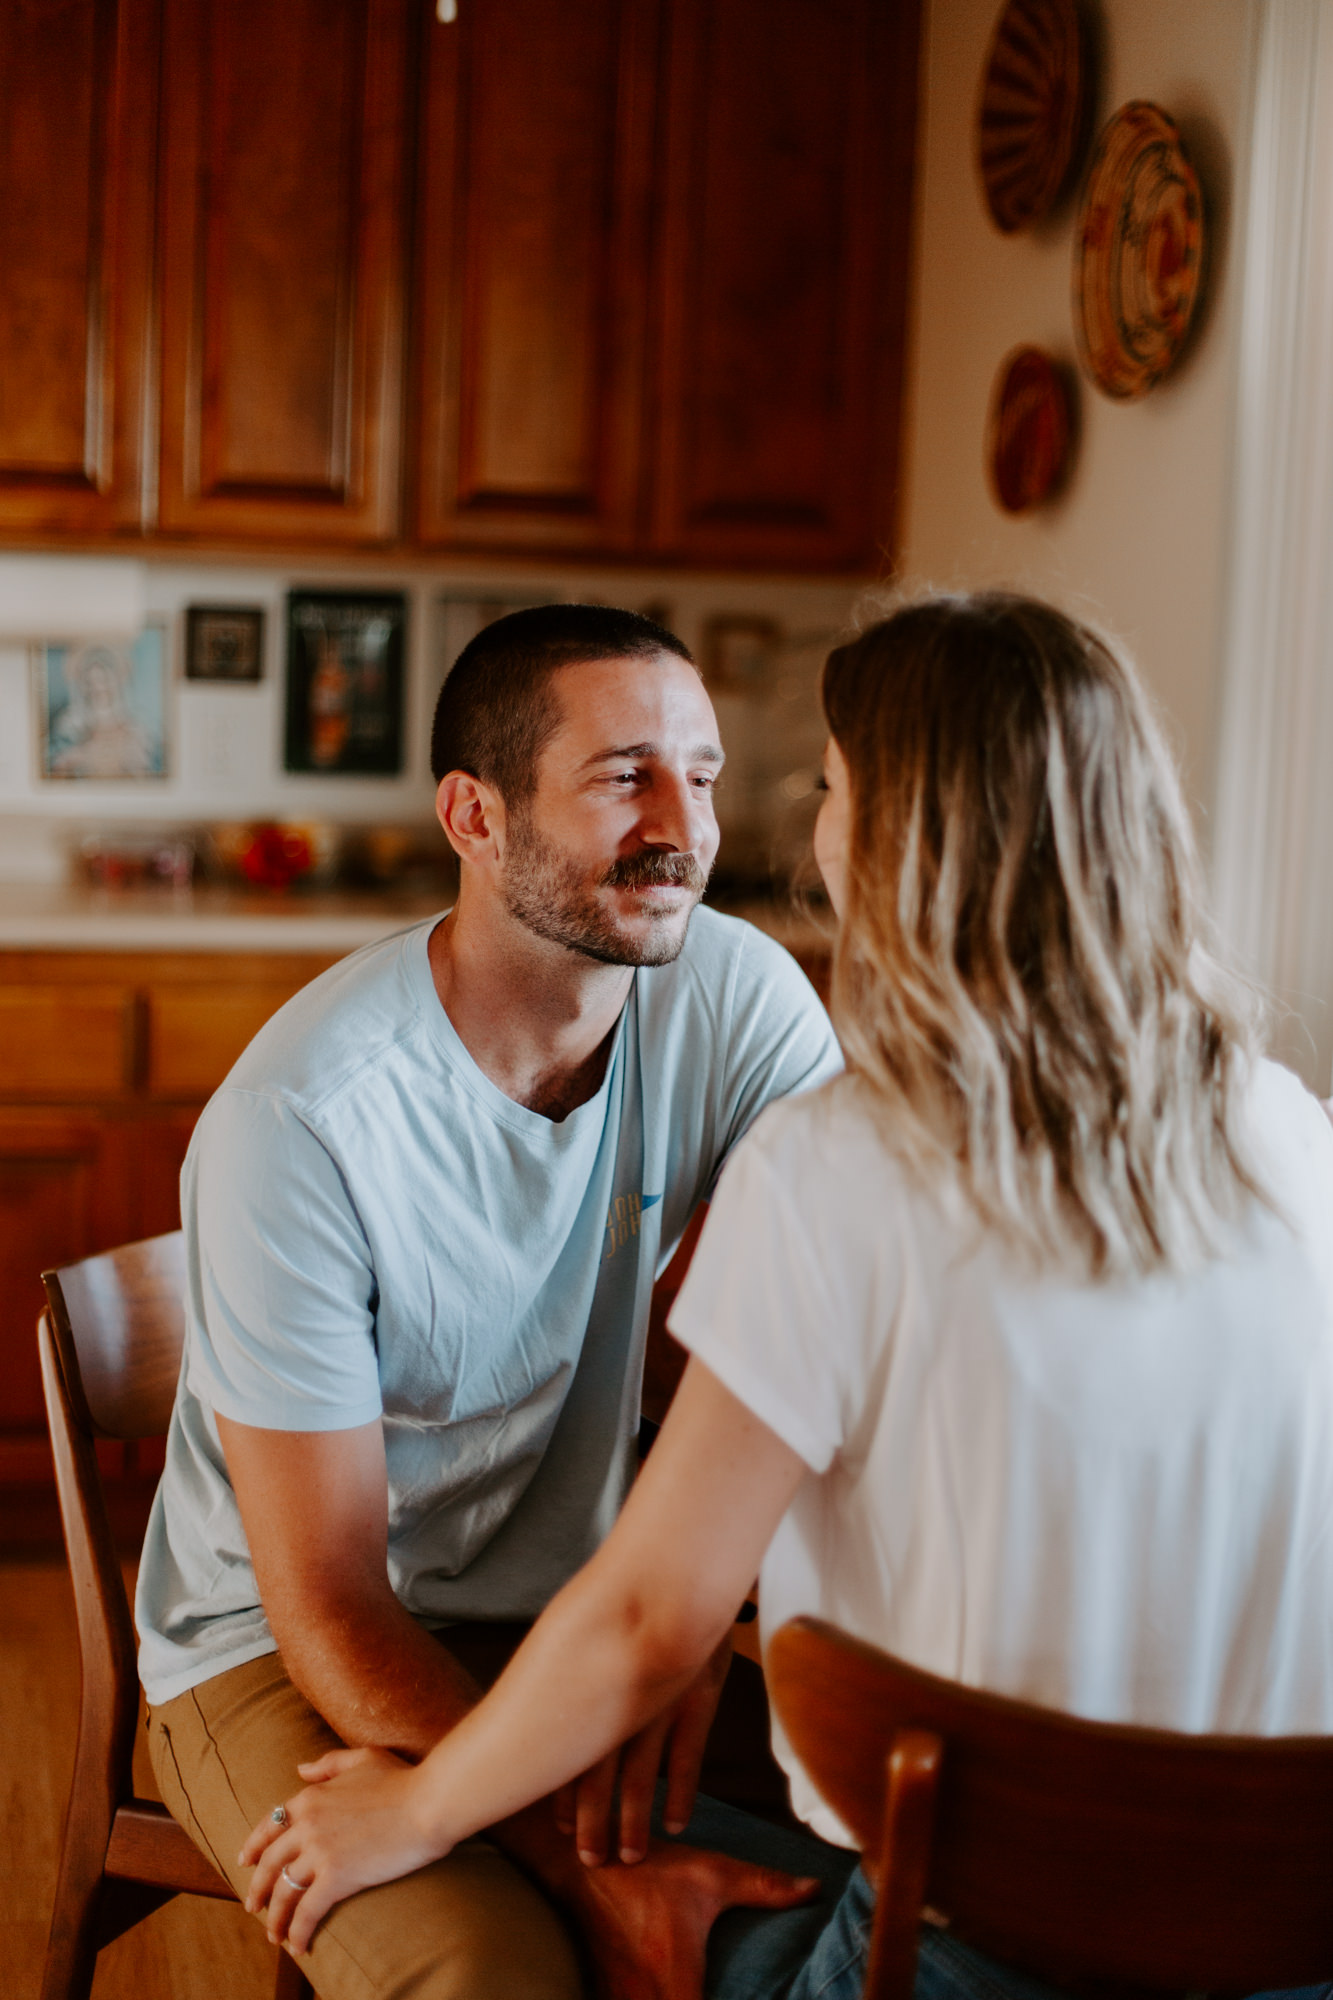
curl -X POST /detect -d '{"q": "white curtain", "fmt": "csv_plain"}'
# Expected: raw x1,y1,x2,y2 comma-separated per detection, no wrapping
1214,0,1333,1089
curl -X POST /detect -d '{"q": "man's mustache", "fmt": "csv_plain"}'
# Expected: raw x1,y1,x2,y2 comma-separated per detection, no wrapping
601,851,708,893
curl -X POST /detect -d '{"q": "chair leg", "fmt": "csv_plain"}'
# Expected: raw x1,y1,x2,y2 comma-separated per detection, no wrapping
273,1946,316,1999
40,1833,109,2000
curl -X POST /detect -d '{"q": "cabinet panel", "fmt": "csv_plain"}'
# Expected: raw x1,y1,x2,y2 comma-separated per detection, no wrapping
651,0,919,568
0,986,133,1099
146,985,306,1098
0,949,341,1543
0,0,157,536
0,1112,134,1474
416,0,659,552
136,1109,200,1237
158,0,409,542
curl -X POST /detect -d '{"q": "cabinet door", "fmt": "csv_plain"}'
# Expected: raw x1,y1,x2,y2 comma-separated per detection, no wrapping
144,981,315,1097
157,0,409,543
651,0,919,569
137,1109,200,1238
0,1112,134,1483
415,0,659,554
0,0,157,537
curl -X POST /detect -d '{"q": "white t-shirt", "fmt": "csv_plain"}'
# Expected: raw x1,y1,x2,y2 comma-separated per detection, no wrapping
670,1060,1333,1847
135,908,840,1707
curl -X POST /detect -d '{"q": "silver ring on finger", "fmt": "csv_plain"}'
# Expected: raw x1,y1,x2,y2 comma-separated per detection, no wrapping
281,1865,311,1893
270,1804,288,1826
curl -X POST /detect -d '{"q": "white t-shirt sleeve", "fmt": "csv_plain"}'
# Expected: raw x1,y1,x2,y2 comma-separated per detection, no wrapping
184,1088,383,1431
668,1109,859,1472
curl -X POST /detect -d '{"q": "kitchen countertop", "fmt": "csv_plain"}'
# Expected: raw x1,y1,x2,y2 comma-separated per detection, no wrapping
0,883,447,952
0,882,833,957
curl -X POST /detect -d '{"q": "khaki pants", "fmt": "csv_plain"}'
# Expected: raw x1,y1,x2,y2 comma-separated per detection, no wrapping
146,1644,586,2000
146,1628,789,2000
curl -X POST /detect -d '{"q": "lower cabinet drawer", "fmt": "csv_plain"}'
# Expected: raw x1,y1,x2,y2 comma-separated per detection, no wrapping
146,985,306,1098
0,986,133,1097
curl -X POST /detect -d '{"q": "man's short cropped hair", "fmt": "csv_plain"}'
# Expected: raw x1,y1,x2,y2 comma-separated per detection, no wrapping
430,603,695,803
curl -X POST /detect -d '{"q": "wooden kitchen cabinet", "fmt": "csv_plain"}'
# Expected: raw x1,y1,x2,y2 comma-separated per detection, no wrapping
650,0,920,568
0,1110,136,1484
0,0,159,538
414,0,660,555
156,0,411,544
415,0,919,568
0,949,337,1548
3,0,919,569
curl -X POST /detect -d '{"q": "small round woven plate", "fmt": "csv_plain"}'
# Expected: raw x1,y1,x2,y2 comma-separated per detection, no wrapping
977,0,1089,233
987,347,1072,512
1074,101,1204,399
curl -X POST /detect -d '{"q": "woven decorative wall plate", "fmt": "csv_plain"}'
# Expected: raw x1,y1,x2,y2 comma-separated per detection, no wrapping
987,346,1073,511
977,0,1090,233
1074,101,1204,399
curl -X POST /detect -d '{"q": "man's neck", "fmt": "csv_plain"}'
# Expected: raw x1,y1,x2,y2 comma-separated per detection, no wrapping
428,890,634,1121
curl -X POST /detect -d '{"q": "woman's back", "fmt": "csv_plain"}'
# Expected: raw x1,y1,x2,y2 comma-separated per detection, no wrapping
671,1061,1333,1845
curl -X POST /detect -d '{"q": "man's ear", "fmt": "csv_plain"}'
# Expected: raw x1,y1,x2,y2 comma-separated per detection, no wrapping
436,770,507,869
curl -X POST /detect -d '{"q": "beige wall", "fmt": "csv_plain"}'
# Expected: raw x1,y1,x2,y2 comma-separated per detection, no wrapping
900,0,1255,820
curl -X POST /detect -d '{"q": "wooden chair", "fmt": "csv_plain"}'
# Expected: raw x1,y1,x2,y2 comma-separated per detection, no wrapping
768,1615,1333,2000
37,1231,312,2000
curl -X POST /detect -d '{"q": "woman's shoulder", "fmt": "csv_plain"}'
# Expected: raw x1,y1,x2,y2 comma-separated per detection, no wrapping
1243,1057,1333,1217
1245,1057,1333,1161
740,1071,900,1189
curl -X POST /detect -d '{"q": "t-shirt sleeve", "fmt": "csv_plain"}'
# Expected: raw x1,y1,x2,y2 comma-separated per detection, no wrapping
707,929,842,1196
183,1087,383,1431
668,1121,850,1472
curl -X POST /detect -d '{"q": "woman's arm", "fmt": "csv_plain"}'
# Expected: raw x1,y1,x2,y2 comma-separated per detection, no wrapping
241,1356,807,1951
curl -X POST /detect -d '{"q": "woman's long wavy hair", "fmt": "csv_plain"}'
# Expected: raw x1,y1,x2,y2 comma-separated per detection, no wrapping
821,592,1267,1279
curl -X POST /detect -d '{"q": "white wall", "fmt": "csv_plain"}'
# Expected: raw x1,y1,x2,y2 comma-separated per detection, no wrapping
901,0,1255,821
0,552,864,885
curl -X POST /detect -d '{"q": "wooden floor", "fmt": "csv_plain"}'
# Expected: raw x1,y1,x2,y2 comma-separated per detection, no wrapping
2,1559,281,2000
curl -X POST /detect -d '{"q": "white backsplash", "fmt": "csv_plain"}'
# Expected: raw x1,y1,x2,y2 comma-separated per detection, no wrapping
0,552,872,887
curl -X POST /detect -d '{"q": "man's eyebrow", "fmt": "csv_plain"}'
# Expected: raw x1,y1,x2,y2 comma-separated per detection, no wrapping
578,741,726,769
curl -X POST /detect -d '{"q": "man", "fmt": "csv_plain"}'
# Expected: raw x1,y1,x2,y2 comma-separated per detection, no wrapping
136,605,841,1999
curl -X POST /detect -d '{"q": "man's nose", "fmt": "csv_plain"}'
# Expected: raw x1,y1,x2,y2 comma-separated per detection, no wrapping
638,773,701,851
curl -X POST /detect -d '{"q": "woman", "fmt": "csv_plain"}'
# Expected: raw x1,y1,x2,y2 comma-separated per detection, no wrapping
242,593,1333,1998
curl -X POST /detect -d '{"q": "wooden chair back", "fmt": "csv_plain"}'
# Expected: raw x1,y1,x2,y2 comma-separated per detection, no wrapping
44,1234,188,1442
768,1615,1333,2000
38,1232,309,2000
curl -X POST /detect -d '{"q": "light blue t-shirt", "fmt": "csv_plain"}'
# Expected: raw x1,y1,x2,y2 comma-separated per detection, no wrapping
136,907,840,1704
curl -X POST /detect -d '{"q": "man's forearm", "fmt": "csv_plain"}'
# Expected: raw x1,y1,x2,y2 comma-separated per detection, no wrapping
217,1411,585,1894
272,1586,578,1889
275,1584,479,1760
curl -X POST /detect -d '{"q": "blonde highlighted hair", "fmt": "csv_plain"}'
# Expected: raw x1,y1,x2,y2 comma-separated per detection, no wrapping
821,591,1266,1279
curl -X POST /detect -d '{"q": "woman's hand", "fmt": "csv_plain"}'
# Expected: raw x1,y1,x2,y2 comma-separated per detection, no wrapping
239,1746,448,1955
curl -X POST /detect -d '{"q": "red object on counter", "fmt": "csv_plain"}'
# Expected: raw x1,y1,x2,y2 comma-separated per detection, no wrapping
238,825,313,890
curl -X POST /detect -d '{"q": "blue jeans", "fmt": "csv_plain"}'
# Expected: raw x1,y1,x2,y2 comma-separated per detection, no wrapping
672,1794,1333,2000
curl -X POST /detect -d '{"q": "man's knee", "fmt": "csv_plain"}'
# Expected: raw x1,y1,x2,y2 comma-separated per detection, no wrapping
333,1842,585,2000
146,1655,584,2000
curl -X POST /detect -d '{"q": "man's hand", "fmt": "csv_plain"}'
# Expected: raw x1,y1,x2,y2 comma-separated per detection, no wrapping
558,1836,819,2000
554,1633,734,1865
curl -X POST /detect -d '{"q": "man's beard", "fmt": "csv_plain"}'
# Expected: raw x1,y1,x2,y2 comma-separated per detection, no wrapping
502,814,709,966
